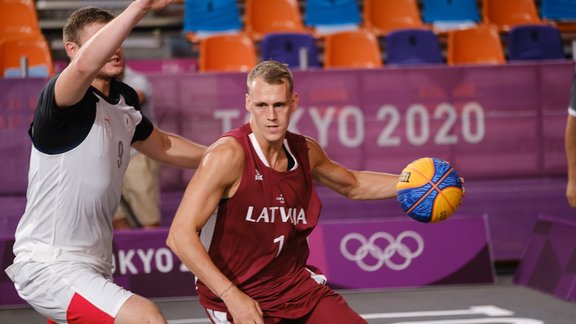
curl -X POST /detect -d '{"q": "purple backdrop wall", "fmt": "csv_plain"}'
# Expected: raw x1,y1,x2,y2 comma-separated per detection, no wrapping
0,61,574,266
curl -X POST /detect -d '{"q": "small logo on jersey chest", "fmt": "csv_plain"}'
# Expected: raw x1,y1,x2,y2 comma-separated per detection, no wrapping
255,169,263,181
276,194,285,204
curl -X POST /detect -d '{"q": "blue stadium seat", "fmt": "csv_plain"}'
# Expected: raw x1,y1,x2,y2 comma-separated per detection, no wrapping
421,0,480,32
541,0,576,21
507,24,566,61
384,29,444,65
304,0,362,35
183,0,241,40
260,32,321,69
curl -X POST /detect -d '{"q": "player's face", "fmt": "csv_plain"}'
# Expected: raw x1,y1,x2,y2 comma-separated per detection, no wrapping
76,22,125,80
246,77,297,145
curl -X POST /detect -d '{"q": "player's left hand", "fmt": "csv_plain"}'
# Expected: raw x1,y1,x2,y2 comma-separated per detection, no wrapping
221,286,264,324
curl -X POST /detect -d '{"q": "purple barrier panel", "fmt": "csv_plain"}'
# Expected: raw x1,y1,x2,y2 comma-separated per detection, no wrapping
0,235,21,306
0,78,44,195
2,62,574,192
307,215,495,289
456,177,574,261
159,191,185,227
316,177,574,262
111,228,197,299
361,64,558,179
0,128,31,195
0,229,198,307
146,61,574,184
514,214,576,302
541,63,575,174
0,196,27,236
150,72,247,190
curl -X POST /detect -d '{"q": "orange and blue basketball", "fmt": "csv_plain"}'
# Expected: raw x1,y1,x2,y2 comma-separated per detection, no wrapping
396,157,463,223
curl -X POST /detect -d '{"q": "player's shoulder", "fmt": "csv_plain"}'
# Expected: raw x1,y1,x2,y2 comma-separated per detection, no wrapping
200,137,244,183
205,136,244,163
304,136,323,152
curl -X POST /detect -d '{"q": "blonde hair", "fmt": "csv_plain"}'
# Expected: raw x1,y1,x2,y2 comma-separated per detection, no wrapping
247,61,294,94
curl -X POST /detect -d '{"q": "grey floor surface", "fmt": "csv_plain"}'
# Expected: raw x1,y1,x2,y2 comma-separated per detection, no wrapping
1,275,574,323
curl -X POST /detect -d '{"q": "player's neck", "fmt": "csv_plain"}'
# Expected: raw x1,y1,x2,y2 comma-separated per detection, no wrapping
91,77,112,97
249,132,288,171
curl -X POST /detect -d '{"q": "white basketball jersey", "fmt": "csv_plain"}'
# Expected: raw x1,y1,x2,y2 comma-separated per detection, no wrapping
13,91,142,271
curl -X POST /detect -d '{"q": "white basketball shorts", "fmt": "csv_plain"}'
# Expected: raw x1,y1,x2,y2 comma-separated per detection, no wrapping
5,260,133,323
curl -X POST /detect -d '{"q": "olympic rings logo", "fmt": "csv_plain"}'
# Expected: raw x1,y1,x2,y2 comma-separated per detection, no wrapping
340,231,424,272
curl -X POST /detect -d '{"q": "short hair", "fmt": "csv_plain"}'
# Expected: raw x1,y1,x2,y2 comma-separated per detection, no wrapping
63,7,115,45
247,61,294,94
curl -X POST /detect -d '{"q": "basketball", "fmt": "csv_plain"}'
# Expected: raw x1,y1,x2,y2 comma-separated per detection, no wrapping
396,157,464,223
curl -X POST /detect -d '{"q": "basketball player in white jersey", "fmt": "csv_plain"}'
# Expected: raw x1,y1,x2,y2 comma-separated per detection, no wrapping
4,1,206,323
167,61,400,323
566,71,576,208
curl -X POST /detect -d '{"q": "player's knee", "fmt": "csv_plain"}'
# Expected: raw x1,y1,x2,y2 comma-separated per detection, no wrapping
116,295,166,324
137,299,165,324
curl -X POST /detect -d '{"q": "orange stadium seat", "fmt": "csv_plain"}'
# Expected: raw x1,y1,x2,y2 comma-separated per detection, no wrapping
363,0,426,36
244,0,306,41
447,25,506,65
323,30,383,69
0,35,55,78
482,0,544,31
0,0,42,40
198,33,258,72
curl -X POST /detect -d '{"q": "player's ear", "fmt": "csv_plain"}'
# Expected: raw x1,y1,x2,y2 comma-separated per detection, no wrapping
290,92,299,112
64,41,79,59
245,93,251,112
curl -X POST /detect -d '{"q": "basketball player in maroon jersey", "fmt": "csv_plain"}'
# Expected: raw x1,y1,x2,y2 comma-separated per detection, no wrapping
167,61,399,323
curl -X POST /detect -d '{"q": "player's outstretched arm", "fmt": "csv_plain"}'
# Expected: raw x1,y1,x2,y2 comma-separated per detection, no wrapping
566,114,576,208
307,137,398,200
166,137,264,324
55,0,172,107
133,128,206,169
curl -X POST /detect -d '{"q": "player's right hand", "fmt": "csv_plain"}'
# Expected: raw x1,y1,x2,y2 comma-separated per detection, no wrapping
221,286,264,324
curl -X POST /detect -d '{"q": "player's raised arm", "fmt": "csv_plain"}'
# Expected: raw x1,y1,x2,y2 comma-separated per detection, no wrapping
307,137,398,200
56,0,172,107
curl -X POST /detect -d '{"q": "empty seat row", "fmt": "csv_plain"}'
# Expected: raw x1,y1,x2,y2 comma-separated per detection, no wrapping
184,0,576,42
198,23,567,72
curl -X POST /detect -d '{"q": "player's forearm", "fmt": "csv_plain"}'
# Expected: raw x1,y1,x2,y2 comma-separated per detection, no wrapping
166,227,233,298
161,133,207,168
137,129,207,168
347,171,399,200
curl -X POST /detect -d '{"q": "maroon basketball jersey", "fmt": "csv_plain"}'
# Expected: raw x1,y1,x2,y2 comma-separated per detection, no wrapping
197,124,331,318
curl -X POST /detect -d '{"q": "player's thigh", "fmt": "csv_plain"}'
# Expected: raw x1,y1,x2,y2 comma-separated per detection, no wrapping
8,261,133,323
303,293,367,324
